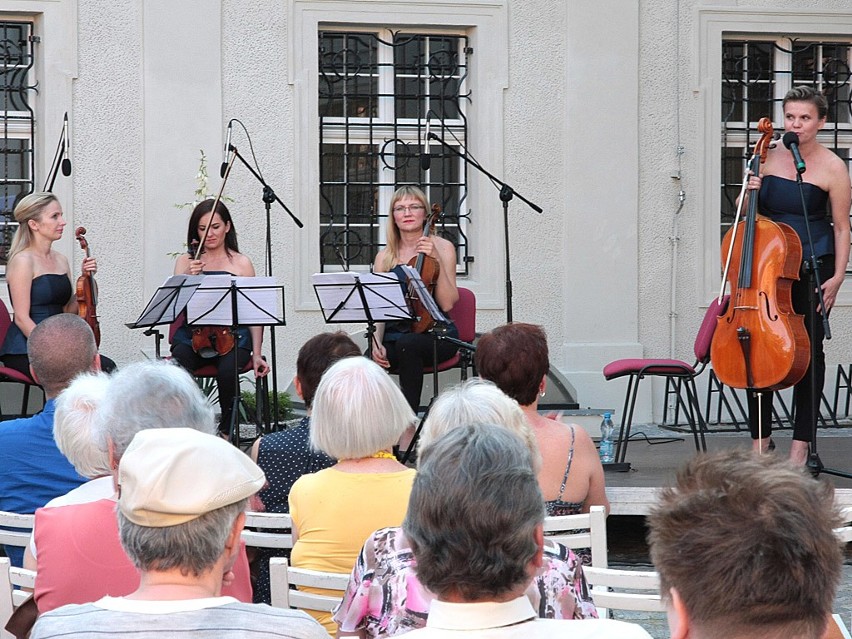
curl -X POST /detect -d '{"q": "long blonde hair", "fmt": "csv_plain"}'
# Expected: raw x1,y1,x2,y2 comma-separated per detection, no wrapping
379,186,430,272
8,192,58,261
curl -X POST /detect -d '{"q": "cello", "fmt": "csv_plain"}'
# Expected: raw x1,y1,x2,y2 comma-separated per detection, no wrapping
74,227,101,347
710,117,810,392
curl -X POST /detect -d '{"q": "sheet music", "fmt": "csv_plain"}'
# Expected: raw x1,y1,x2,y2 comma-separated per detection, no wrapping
312,271,411,322
397,264,449,325
130,274,204,327
187,275,282,326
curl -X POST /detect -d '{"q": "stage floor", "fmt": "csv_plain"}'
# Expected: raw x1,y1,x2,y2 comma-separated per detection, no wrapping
604,425,852,515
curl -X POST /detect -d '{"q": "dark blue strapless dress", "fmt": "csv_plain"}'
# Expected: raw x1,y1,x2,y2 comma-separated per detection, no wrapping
758,175,833,258
1,273,72,356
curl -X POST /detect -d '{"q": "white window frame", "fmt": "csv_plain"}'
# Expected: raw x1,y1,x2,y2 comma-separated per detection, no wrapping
289,0,508,312
317,27,470,272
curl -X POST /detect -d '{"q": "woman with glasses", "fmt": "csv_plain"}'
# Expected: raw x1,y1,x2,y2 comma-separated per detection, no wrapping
371,186,459,422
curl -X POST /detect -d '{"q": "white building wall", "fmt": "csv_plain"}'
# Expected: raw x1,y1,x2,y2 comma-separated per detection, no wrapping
3,0,851,425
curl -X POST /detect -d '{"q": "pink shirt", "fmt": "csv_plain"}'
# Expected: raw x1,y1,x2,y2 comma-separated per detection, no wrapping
33,498,252,613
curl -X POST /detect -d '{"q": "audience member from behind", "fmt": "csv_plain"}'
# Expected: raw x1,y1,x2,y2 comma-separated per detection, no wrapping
648,449,842,639
289,356,416,634
402,424,650,638
24,372,112,570
32,360,254,613
0,313,99,566
249,331,361,603
31,428,327,639
476,323,609,519
335,380,597,639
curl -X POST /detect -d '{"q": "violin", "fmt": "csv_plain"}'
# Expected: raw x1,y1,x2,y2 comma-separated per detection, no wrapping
185,241,236,358
74,227,101,347
407,203,441,334
710,117,810,391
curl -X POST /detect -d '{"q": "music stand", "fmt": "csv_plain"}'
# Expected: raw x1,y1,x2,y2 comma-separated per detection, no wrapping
128,275,206,357
312,271,413,359
187,275,285,445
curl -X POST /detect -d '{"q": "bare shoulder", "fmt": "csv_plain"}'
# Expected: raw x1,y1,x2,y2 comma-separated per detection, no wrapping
175,253,191,271
231,251,256,276
374,247,390,272
824,148,852,185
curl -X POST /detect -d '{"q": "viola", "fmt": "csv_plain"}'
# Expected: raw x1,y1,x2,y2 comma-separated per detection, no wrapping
74,227,101,347
710,117,809,391
407,204,441,334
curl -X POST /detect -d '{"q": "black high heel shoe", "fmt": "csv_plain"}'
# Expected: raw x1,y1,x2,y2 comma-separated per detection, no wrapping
767,438,776,452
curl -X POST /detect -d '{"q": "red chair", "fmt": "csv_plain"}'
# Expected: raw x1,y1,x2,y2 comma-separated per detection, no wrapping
0,300,43,419
424,287,477,378
602,296,729,464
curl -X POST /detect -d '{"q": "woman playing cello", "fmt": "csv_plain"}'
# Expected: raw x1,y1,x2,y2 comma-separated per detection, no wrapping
740,86,851,464
172,198,269,436
371,186,459,417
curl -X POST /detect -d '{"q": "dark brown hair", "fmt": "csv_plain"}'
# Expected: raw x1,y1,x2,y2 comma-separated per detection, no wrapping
475,323,548,406
187,199,239,254
783,85,829,120
296,332,361,408
648,450,842,638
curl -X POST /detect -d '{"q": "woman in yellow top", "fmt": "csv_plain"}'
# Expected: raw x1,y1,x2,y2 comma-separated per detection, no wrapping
288,355,416,634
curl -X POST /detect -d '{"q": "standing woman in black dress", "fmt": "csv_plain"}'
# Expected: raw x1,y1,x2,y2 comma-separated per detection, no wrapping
172,198,269,436
741,86,851,464
1,192,114,374
371,186,459,419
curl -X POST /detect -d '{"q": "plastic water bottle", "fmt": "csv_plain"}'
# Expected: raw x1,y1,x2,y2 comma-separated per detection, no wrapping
599,412,615,463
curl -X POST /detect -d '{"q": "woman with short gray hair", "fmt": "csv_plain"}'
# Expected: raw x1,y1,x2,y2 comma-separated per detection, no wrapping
288,356,417,635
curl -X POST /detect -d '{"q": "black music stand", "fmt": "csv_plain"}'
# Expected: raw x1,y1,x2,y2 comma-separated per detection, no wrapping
187,275,285,445
127,274,206,339
312,271,413,360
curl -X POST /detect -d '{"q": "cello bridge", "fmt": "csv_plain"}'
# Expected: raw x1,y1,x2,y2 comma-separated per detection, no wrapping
733,305,759,311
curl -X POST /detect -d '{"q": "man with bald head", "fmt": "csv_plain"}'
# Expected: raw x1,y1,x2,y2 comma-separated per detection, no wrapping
0,313,100,565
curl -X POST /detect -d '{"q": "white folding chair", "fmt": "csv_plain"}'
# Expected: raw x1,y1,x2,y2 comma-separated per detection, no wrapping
543,505,608,567
0,557,36,639
582,566,665,613
0,511,34,551
241,511,293,550
268,557,350,613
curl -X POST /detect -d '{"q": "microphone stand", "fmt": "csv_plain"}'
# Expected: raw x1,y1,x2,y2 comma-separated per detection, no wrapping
427,131,542,323
793,167,850,479
227,143,303,428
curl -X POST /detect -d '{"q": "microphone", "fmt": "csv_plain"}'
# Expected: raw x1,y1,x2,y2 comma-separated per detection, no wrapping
220,120,233,178
420,120,431,171
61,113,72,177
782,131,806,174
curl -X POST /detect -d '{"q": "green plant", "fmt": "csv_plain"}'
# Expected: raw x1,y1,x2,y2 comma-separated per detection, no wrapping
240,389,294,422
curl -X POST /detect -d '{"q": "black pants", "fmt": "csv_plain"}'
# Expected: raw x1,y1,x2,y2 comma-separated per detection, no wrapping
171,343,251,435
384,332,458,413
748,256,833,442
3,353,117,377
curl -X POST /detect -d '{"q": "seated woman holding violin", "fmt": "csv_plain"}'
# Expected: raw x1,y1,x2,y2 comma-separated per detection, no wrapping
171,198,269,436
1,192,115,375
371,186,459,420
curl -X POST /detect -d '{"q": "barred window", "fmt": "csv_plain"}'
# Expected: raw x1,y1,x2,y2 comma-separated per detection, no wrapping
0,19,35,266
318,29,471,273
720,38,852,241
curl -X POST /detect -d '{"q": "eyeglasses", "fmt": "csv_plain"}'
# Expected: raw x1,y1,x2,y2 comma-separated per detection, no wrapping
392,204,426,214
